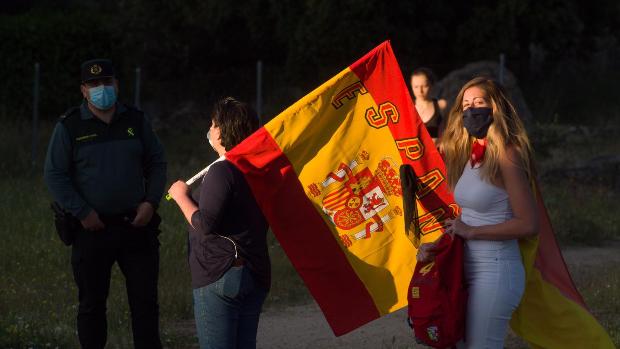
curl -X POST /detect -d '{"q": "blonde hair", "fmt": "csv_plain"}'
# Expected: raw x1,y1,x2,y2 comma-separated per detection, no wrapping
438,77,535,189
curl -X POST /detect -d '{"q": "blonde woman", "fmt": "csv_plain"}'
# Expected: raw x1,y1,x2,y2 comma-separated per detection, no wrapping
417,77,539,348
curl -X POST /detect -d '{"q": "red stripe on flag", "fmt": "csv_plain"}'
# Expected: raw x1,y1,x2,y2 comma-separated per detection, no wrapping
227,127,380,335
534,187,586,307
350,41,455,217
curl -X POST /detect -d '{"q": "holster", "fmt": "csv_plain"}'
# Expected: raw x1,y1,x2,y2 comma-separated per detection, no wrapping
50,201,81,246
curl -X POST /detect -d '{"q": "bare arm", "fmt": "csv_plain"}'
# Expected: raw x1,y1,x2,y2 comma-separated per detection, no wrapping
437,98,447,112
447,146,539,240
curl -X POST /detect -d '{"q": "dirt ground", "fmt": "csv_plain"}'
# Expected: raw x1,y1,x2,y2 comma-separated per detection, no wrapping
255,243,620,349
175,243,620,348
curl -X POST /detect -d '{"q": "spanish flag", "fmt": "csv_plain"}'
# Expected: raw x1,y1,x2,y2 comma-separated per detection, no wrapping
227,40,615,347
227,41,454,335
510,185,615,348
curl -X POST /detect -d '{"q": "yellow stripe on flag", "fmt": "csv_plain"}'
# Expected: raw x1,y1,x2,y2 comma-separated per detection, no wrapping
265,69,418,315
511,231,615,348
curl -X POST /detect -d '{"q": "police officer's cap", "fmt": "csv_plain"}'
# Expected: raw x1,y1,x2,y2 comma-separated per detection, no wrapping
81,59,115,83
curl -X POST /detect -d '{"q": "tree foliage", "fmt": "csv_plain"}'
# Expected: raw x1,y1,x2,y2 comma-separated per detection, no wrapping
1,0,618,120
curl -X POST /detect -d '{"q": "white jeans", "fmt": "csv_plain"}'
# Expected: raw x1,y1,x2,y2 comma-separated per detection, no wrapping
458,246,525,349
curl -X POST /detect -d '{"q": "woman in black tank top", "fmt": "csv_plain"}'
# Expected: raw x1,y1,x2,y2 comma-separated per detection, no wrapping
410,68,447,141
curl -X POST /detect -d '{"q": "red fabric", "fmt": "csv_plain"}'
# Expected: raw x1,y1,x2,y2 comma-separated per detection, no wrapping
533,184,586,307
470,139,486,168
350,40,455,217
226,128,380,336
407,234,467,348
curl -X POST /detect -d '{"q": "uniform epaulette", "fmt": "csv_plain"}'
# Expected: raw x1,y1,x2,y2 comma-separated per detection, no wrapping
59,106,80,121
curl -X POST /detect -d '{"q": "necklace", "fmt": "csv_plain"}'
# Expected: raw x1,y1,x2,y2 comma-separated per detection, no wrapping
415,100,434,122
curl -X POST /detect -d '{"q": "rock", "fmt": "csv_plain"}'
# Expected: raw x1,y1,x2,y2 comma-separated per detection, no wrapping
435,61,533,122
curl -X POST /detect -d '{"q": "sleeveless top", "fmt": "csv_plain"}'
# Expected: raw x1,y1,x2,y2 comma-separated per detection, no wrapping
423,99,443,138
454,164,521,257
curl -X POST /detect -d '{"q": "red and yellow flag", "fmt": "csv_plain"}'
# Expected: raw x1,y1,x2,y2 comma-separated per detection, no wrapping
510,186,615,348
227,40,615,347
227,41,454,335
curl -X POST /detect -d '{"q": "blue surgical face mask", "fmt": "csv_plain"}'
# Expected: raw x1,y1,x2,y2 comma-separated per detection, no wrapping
88,85,117,110
463,107,493,138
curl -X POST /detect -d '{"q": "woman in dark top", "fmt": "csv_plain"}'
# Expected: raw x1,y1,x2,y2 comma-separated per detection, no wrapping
168,97,270,349
410,67,447,143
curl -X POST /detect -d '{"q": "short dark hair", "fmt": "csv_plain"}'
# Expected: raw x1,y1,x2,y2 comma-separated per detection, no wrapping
411,67,436,86
210,97,259,150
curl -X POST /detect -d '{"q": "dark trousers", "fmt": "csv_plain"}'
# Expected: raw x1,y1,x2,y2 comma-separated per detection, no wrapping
71,222,162,349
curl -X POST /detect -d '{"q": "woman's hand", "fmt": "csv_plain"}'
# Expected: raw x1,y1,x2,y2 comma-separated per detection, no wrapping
168,180,199,227
445,217,475,240
417,242,439,263
168,180,190,201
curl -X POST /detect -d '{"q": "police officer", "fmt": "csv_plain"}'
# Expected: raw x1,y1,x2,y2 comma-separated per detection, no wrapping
44,59,166,349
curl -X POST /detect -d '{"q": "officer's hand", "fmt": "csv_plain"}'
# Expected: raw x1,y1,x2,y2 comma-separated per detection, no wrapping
168,180,190,201
81,210,105,231
131,201,154,228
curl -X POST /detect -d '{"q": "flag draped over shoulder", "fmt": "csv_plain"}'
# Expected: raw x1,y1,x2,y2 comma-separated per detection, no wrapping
510,185,615,348
227,40,615,347
226,41,455,335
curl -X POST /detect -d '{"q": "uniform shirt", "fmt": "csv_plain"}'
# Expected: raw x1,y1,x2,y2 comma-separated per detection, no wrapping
44,102,167,219
188,160,271,290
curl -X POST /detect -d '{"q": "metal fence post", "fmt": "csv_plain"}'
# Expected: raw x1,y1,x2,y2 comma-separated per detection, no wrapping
134,66,141,109
256,60,263,124
499,53,505,85
32,62,40,168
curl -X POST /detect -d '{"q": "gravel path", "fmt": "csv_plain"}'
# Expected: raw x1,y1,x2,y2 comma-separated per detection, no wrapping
173,243,620,348
257,304,416,349
255,243,620,349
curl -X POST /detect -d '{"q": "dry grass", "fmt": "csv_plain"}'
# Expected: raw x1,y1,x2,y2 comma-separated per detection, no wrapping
0,120,618,347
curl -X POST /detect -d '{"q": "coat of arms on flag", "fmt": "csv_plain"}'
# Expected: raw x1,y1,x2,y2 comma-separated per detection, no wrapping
313,154,402,250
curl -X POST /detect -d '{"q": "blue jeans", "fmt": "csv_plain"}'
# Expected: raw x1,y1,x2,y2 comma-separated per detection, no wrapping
193,266,268,349
458,247,525,349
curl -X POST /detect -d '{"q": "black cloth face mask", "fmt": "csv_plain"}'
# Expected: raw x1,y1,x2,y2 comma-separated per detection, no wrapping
462,107,493,138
